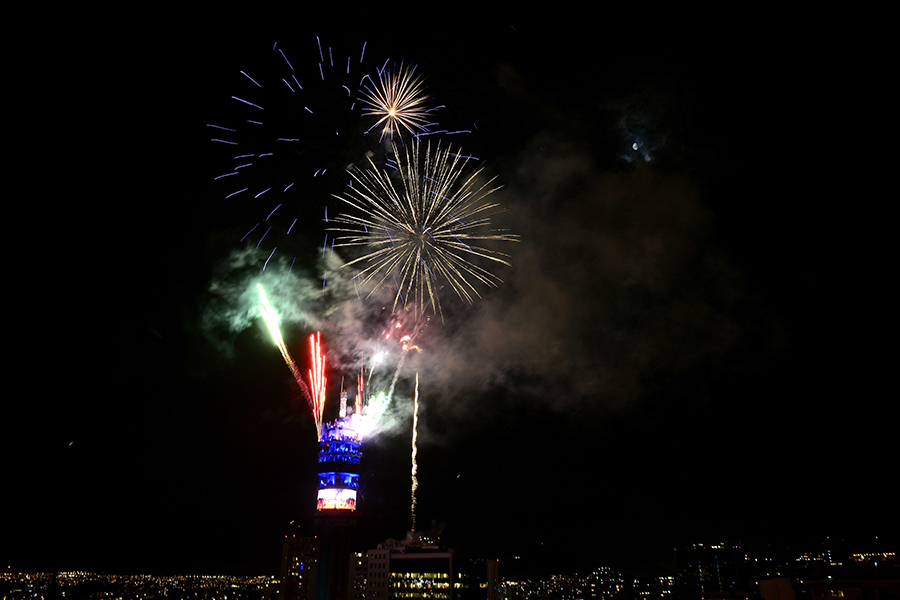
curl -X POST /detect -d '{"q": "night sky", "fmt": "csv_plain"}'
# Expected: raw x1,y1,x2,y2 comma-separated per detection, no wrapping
7,22,893,578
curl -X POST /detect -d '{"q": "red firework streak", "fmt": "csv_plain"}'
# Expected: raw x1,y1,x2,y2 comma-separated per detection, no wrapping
308,332,327,440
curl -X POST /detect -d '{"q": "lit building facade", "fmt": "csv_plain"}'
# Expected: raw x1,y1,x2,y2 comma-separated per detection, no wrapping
351,552,368,600
280,536,317,600
366,540,498,600
676,543,743,600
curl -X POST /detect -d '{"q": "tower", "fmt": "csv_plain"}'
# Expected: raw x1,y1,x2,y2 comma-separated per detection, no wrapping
314,393,363,600
315,406,362,512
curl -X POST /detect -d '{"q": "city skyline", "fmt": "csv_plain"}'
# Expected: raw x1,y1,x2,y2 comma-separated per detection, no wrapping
5,21,892,577
2,532,895,577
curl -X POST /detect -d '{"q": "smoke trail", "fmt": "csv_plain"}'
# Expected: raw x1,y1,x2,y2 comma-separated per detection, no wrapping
382,316,424,410
387,351,408,401
411,371,419,532
202,246,319,360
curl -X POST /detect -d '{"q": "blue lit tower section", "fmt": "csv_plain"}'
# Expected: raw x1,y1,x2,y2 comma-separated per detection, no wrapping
316,392,362,511
314,390,364,600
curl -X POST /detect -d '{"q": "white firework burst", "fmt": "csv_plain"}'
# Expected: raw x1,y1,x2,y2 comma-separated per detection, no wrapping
330,140,518,317
359,61,436,141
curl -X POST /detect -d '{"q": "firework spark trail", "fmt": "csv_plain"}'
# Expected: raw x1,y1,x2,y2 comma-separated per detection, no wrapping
356,372,364,417
411,371,419,532
331,139,518,320
212,39,384,264
256,284,315,415
308,332,327,440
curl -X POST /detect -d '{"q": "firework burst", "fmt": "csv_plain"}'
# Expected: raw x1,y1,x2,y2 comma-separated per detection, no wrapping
209,39,378,264
360,61,436,141
330,140,518,319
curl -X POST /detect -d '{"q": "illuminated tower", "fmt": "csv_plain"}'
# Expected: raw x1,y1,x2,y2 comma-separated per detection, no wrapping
314,391,363,600
316,406,362,511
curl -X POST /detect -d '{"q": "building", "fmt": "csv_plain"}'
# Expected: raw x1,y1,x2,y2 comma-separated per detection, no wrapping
314,403,364,600
676,543,744,600
316,408,363,512
351,552,368,600
366,535,498,600
280,536,317,600
758,578,795,600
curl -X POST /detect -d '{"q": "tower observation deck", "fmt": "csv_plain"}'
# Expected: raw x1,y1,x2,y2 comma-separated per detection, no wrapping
316,412,363,511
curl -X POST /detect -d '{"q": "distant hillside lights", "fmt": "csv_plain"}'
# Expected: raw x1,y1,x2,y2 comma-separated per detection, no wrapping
851,552,896,567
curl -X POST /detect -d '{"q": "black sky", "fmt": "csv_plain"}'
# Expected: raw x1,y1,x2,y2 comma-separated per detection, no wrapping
7,21,893,577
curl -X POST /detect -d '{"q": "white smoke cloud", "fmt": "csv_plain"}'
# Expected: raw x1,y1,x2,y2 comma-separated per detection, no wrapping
397,132,765,424
200,129,773,444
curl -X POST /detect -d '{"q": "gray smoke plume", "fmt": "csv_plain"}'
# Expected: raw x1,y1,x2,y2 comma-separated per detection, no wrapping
201,130,779,444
